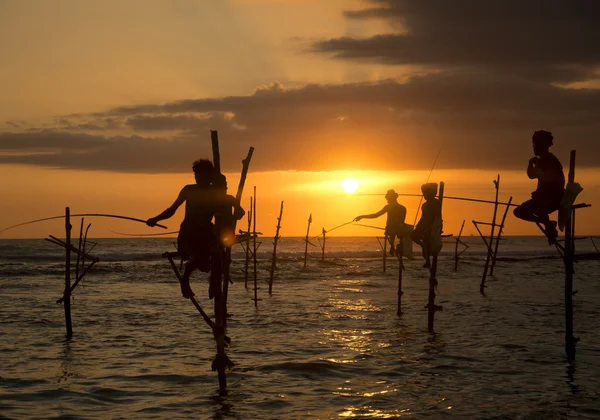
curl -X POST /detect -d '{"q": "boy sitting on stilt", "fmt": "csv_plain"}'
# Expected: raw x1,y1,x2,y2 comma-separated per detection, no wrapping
513,130,565,245
411,183,442,269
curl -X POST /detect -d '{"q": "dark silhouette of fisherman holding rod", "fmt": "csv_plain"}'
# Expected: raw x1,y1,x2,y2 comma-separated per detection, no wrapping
354,189,408,256
411,183,442,268
513,130,565,244
147,159,245,299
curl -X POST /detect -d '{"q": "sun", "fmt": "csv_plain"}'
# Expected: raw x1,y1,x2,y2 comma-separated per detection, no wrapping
341,177,359,194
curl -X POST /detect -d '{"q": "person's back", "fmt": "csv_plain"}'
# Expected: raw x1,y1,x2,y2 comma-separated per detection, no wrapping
533,152,565,200
386,201,407,232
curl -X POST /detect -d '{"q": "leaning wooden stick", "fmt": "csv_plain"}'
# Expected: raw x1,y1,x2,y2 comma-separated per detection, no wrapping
303,214,312,268
320,228,327,262
252,186,259,308
396,237,404,317
454,220,465,271
480,175,500,295
268,201,284,295
490,196,513,276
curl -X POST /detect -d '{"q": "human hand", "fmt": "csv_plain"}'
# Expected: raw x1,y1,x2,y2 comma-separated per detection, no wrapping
354,216,363,222
146,217,158,227
529,157,540,166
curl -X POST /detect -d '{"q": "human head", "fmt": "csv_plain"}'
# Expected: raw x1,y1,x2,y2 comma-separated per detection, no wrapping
385,189,399,203
421,183,438,200
192,159,214,185
532,130,553,156
212,173,228,192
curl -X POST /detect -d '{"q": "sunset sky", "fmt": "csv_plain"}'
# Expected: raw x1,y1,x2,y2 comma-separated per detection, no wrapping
1,0,599,238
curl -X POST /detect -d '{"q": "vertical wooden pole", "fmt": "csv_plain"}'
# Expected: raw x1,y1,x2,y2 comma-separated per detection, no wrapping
64,207,73,338
75,218,84,279
253,186,258,307
245,197,252,289
480,175,500,295
565,150,576,360
321,228,326,262
222,147,253,324
303,214,312,268
454,220,465,271
427,182,444,333
396,236,404,317
382,237,387,273
269,201,284,295
490,196,513,276
211,130,221,172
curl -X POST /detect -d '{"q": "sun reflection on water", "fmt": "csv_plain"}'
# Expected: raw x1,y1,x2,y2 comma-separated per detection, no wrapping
339,406,411,418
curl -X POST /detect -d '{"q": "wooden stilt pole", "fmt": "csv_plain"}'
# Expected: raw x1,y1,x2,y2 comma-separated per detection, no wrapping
480,175,500,295
64,207,73,338
75,218,84,279
268,201,284,295
396,237,404,317
303,214,312,268
222,146,253,324
565,150,577,360
245,197,252,289
253,186,258,307
427,182,444,333
320,228,326,262
490,196,513,276
454,220,465,271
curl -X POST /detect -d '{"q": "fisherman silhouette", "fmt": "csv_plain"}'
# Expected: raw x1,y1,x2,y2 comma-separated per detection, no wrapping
146,159,218,299
513,130,565,245
354,189,409,256
411,183,442,268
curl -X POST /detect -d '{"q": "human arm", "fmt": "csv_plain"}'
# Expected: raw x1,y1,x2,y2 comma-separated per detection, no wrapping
527,157,540,179
354,206,388,222
146,187,187,227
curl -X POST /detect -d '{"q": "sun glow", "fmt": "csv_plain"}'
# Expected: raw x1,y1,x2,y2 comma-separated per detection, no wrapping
341,178,359,194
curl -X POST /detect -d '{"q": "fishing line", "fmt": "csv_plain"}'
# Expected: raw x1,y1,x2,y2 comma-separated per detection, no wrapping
0,213,167,234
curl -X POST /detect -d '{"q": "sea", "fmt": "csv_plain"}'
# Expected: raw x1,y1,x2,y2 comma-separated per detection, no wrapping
1,236,600,419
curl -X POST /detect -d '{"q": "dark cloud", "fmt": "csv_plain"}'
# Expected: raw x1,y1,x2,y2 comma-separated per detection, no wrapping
315,0,600,83
1,73,599,173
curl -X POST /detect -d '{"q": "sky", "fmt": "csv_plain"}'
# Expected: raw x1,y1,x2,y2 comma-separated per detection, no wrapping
1,0,599,238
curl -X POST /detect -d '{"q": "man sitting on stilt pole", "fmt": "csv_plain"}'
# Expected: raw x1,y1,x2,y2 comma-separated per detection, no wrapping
513,130,565,245
146,159,218,299
411,183,442,269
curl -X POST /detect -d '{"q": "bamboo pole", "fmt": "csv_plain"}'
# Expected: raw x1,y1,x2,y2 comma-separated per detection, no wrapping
564,150,577,360
222,146,254,322
64,207,73,338
490,196,513,276
268,201,284,295
320,228,326,262
427,182,444,333
245,197,252,289
209,130,227,393
303,214,312,268
75,218,84,279
253,186,258,307
454,220,465,271
480,175,500,295
396,236,404,317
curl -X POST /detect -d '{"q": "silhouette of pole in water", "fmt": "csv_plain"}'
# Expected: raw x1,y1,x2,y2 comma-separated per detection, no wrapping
244,197,252,289
427,182,444,333
303,214,312,268
564,150,578,360
64,207,73,338
268,201,284,295
490,196,513,276
396,237,404,317
481,175,500,294
252,186,259,307
222,145,254,325
454,220,465,271
320,228,327,262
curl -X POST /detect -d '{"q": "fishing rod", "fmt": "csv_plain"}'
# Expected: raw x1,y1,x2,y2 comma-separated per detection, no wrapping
342,193,517,208
412,146,443,227
308,220,354,241
0,213,168,234
110,230,179,237
351,222,385,231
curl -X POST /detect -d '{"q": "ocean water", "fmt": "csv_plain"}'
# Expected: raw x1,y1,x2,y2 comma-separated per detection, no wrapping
1,236,600,419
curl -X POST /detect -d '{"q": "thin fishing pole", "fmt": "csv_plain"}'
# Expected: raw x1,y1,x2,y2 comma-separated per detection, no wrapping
411,146,443,227
110,230,179,237
0,213,168,234
351,222,385,231
308,220,354,241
